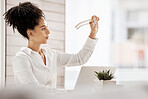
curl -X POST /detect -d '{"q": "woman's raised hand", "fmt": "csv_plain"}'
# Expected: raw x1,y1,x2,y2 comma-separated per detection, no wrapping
89,15,99,39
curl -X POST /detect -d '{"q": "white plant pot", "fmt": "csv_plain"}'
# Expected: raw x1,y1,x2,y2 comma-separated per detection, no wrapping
93,80,116,89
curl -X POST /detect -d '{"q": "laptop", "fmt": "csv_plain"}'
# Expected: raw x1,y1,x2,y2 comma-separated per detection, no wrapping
74,66,116,90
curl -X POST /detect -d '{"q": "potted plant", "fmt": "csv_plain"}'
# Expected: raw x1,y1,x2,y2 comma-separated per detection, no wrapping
94,70,116,88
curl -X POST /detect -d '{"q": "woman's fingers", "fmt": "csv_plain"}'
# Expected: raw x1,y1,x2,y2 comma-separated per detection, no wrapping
93,15,99,22
89,21,93,24
94,15,99,20
89,15,99,31
89,15,99,34
96,17,99,21
90,15,99,25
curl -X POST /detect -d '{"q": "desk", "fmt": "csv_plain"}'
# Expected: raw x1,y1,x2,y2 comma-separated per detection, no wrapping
65,67,148,90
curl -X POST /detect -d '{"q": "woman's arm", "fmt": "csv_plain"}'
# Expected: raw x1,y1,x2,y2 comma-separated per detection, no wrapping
55,37,98,67
56,16,99,67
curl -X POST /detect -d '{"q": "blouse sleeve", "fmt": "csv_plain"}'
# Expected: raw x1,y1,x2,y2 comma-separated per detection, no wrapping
55,37,98,67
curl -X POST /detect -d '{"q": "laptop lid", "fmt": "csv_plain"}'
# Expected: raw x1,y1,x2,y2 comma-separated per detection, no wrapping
74,66,116,90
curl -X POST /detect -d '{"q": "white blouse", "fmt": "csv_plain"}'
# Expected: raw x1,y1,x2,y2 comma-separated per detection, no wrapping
13,37,98,92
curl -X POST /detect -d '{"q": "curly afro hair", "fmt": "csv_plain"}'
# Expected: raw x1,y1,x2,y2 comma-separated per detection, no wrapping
4,2,45,39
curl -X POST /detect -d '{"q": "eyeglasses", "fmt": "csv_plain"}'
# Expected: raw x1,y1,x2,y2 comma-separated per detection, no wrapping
75,17,96,29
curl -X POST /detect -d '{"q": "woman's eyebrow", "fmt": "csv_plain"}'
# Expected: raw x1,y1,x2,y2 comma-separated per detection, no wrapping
40,25,46,28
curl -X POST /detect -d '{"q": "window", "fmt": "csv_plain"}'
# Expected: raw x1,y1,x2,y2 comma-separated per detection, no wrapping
112,1,148,68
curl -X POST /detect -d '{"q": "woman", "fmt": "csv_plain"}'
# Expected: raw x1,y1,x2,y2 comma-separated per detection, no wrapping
4,2,99,92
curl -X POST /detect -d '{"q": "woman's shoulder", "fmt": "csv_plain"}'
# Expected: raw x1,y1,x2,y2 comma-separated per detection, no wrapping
13,47,31,59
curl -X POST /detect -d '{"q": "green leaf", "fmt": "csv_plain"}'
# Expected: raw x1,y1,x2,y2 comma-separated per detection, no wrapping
94,69,114,80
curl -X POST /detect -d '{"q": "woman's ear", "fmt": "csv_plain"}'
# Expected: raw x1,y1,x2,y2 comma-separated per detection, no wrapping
27,29,33,37
27,29,35,41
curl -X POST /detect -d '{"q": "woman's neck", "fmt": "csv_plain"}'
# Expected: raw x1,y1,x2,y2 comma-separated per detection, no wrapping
28,40,41,53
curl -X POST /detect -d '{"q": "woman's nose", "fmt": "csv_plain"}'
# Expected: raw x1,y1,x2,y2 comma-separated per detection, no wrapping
46,28,50,34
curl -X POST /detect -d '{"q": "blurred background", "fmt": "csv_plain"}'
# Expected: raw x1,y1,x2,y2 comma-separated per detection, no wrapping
1,0,148,90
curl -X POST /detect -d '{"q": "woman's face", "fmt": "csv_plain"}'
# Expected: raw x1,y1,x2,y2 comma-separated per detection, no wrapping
30,17,50,44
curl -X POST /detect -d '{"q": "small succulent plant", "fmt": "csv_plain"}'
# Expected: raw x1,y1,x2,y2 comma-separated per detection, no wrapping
94,70,114,80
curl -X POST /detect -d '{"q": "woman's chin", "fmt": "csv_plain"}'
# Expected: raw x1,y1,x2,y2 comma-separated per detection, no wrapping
41,39,48,44
42,41,48,44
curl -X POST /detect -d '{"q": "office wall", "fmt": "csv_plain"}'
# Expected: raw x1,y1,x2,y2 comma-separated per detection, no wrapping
65,0,112,66
6,0,65,88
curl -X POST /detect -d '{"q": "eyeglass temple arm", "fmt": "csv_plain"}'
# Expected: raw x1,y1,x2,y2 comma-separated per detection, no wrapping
75,23,89,29
75,19,91,28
